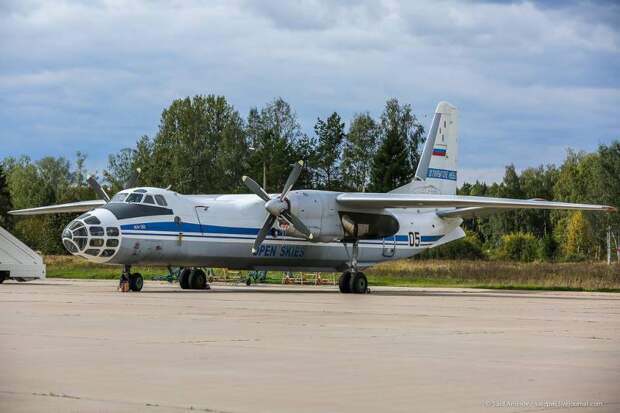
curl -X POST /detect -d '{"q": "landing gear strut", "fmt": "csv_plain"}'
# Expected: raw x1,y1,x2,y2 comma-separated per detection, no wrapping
339,241,368,294
119,265,143,292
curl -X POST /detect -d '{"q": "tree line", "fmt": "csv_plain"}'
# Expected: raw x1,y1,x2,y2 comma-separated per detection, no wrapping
1,94,618,261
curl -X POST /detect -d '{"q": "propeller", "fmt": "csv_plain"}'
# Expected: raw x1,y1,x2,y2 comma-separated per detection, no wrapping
87,175,110,203
88,167,142,204
242,160,314,254
125,167,141,189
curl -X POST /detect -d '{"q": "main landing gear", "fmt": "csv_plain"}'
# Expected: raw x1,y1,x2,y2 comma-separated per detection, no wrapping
178,268,210,290
338,241,369,294
119,265,143,292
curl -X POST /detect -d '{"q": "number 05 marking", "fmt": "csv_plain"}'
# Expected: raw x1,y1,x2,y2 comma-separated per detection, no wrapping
408,232,420,247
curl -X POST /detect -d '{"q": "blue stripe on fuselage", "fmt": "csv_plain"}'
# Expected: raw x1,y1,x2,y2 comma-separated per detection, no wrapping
121,221,445,244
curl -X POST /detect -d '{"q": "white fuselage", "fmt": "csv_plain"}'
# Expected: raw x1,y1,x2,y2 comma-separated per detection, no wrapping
61,188,464,272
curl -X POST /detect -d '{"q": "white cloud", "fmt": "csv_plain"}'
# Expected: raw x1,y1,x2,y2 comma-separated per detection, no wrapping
0,0,618,182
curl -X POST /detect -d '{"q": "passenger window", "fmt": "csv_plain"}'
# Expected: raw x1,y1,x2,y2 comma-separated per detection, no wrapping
126,193,143,203
155,195,167,206
143,195,155,204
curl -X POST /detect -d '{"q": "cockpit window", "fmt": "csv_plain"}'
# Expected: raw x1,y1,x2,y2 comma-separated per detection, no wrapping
143,195,155,204
154,195,167,206
126,193,143,203
111,193,128,202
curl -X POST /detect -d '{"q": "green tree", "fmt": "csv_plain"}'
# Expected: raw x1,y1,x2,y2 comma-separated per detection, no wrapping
292,133,318,190
145,95,247,194
2,154,94,254
105,148,137,193
0,164,12,229
246,98,301,192
314,112,345,190
563,211,593,259
73,151,88,187
370,99,417,192
497,232,540,262
341,113,380,192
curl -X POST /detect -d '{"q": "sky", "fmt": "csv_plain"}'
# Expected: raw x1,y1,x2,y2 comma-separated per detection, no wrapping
1,0,619,184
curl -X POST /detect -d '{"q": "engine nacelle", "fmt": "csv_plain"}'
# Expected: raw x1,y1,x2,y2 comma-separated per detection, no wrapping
281,191,344,242
282,190,400,243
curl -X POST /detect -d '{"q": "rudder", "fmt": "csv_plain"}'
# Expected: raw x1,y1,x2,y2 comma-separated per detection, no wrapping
390,101,459,195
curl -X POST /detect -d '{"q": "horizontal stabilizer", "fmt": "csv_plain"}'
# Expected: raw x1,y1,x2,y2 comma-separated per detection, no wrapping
336,193,616,212
9,200,106,216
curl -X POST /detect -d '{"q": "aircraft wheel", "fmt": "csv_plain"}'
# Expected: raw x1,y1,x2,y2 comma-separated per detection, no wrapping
189,269,207,290
349,272,367,294
338,271,352,293
179,268,191,289
129,273,143,292
0,272,6,283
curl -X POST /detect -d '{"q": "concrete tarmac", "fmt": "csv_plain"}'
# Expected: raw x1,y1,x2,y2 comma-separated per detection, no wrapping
0,279,619,412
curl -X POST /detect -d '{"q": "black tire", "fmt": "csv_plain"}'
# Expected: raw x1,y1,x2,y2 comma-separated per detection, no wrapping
338,271,352,293
189,269,207,290
179,268,191,289
246,277,251,286
129,273,143,292
0,272,7,283
349,272,368,294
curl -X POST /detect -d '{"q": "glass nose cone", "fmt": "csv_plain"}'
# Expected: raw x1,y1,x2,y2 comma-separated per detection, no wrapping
60,211,121,260
62,220,86,254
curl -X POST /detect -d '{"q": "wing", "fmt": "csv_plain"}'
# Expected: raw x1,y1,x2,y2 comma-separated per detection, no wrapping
336,193,616,213
9,200,107,216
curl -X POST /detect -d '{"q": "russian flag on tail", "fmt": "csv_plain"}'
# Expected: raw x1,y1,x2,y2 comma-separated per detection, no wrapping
432,147,446,157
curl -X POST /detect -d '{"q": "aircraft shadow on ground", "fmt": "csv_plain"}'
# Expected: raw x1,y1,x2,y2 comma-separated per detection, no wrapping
3,282,615,300
138,287,616,300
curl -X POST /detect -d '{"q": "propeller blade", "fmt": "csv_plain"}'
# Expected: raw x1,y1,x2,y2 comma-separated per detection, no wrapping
87,175,110,203
252,215,276,254
281,160,303,199
281,211,314,240
125,168,141,189
242,176,270,202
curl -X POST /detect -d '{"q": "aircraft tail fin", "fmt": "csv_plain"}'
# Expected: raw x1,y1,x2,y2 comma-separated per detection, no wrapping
390,101,459,195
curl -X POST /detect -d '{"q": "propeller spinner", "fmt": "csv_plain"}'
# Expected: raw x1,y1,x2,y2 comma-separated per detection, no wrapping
242,160,314,255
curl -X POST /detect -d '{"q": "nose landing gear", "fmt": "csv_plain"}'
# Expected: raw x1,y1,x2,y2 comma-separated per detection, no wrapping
339,241,369,294
119,265,143,292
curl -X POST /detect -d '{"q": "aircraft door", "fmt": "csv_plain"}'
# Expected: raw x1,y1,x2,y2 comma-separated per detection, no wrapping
382,236,396,257
195,206,210,234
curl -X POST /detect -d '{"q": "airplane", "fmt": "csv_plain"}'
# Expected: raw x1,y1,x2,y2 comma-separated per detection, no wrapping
9,102,616,294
